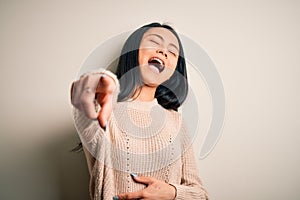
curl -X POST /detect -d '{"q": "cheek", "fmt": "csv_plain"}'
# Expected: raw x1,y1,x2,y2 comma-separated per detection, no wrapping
164,61,178,78
138,49,153,65
164,59,178,79
172,60,177,70
168,58,178,71
138,50,143,66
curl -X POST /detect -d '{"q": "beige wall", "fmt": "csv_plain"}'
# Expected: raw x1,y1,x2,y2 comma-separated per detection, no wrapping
1,0,299,199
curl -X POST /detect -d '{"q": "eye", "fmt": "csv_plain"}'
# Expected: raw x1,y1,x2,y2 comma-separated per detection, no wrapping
169,50,178,57
150,39,160,45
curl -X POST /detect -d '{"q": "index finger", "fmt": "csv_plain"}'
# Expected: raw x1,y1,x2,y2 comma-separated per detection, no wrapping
96,74,116,95
117,190,144,200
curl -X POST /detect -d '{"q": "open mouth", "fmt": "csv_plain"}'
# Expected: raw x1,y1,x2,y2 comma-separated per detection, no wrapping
148,57,165,73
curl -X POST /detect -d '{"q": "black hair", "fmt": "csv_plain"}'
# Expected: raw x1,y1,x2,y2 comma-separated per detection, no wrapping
116,22,188,111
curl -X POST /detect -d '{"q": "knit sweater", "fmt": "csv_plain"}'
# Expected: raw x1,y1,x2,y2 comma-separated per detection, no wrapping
73,72,209,200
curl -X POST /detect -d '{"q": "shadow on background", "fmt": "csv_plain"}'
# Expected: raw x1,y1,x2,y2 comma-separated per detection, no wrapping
51,126,90,200
0,125,90,200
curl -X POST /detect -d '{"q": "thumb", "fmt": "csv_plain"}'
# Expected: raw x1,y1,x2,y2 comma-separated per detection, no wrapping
130,173,154,185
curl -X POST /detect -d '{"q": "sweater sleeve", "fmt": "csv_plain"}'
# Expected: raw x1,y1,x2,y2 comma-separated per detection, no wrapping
72,69,120,200
72,68,120,159
171,146,209,200
170,120,209,200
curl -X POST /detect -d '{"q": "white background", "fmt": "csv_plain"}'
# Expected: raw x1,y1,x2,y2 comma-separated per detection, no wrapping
0,0,299,199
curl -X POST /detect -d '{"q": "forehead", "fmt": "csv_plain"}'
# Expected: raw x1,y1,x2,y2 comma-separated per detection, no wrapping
142,27,179,47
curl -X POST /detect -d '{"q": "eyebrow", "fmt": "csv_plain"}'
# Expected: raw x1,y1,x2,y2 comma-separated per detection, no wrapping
145,33,179,52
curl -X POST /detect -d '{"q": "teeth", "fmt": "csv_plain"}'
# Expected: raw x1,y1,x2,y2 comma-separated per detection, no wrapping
150,57,164,65
153,58,163,65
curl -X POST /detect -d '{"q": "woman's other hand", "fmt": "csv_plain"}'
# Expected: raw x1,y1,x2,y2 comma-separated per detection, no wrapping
71,73,116,129
114,174,176,200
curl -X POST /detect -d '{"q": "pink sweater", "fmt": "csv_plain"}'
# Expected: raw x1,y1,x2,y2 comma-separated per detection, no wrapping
73,72,209,200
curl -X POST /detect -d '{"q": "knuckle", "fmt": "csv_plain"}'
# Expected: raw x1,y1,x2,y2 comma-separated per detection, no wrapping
80,96,91,107
82,74,97,86
73,79,80,85
82,74,91,82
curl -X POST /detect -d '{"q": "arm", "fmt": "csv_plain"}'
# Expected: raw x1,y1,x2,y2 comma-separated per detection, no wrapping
71,69,120,200
72,69,120,156
169,118,209,200
71,69,119,128
115,147,209,200
170,146,209,200
115,119,209,200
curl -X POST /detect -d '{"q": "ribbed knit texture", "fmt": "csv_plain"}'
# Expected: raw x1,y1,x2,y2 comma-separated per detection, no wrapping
73,72,209,200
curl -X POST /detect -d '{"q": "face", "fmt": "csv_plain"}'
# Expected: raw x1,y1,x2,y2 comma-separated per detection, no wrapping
138,27,180,87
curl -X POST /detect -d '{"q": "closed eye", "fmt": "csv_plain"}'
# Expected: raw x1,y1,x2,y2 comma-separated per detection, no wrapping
150,39,160,45
169,50,178,57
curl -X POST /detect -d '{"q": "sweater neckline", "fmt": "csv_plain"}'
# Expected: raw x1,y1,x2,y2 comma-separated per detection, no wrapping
113,97,167,138
125,98,159,111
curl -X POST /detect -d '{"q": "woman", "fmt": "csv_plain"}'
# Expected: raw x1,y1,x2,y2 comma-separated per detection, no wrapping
71,22,209,200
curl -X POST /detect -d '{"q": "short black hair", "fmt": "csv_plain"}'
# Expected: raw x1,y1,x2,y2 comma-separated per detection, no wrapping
116,22,188,111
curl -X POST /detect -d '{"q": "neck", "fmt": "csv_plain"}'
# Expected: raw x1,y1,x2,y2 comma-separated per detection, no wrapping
132,85,157,102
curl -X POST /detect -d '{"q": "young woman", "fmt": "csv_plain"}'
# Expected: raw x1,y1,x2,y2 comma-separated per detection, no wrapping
71,22,209,200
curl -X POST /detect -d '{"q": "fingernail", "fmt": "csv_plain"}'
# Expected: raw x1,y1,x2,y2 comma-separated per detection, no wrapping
101,74,107,78
100,121,108,131
104,121,108,130
113,196,119,200
130,173,138,178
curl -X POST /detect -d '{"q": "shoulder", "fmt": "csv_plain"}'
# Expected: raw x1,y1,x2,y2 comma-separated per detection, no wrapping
166,109,182,121
165,109,187,132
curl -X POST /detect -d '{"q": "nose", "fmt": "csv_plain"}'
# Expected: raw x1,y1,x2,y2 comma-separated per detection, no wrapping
156,49,167,59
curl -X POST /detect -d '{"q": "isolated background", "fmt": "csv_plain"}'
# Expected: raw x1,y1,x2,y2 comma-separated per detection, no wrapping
1,0,299,199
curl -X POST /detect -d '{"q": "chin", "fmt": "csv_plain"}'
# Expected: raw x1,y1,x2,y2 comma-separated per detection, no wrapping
142,78,163,88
